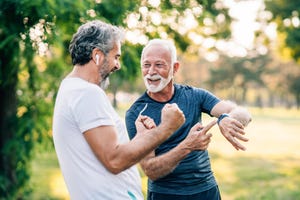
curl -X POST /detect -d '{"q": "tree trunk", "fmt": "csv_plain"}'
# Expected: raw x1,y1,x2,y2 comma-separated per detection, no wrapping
0,44,19,196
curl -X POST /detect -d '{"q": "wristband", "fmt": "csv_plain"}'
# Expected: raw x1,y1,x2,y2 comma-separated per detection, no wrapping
217,113,229,125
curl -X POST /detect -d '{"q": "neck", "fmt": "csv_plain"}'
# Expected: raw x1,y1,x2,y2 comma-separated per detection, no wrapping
68,64,97,84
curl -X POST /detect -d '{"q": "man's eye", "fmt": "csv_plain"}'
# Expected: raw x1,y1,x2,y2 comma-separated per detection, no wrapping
143,64,151,68
155,63,166,68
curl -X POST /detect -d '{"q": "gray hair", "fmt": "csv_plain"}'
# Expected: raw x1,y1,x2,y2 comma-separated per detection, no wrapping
69,20,124,65
141,39,177,65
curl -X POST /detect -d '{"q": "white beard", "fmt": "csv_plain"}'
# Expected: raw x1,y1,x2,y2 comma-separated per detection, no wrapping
143,68,173,93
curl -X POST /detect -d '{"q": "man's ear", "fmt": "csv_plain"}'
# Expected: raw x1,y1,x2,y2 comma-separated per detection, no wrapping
173,62,180,74
95,54,100,65
92,49,104,65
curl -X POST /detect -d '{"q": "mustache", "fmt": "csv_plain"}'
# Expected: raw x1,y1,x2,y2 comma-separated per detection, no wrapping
144,74,162,80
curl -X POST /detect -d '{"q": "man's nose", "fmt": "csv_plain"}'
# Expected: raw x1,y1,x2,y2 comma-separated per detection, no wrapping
148,65,156,75
115,61,121,71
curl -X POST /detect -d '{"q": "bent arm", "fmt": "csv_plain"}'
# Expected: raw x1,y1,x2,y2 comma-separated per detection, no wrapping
84,103,185,174
140,142,191,181
140,121,216,180
84,124,174,174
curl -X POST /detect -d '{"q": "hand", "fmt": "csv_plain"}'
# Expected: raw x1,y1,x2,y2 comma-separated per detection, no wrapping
229,107,252,127
135,115,156,134
160,103,185,133
182,120,216,151
141,115,156,129
218,117,249,151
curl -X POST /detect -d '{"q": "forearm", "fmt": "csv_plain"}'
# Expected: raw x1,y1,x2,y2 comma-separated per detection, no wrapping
108,124,176,174
140,143,191,180
211,100,237,117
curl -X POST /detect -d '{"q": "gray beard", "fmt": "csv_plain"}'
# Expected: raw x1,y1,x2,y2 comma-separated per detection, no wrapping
99,77,110,89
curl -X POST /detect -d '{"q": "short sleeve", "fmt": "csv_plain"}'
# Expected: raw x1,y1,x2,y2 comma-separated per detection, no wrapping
71,86,114,133
197,88,220,115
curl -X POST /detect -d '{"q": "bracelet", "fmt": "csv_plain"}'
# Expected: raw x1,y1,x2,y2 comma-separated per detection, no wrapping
217,113,229,125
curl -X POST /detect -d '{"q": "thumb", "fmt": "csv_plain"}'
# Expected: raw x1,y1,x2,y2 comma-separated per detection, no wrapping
135,115,146,128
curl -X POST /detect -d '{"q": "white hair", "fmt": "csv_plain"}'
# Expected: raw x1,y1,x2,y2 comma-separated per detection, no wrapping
141,39,177,65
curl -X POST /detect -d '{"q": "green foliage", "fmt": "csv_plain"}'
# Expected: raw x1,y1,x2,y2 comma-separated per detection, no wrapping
265,0,300,63
0,0,90,198
0,0,233,198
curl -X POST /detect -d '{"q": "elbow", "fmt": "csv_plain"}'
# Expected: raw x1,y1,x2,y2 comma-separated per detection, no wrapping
143,169,160,181
107,168,123,175
147,174,159,181
105,164,125,175
105,159,132,175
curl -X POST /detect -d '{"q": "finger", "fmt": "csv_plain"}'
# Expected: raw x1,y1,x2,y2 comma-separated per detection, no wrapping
201,119,217,133
135,115,142,124
227,138,242,150
139,115,148,121
192,123,203,131
135,116,147,131
206,133,213,139
199,133,213,145
170,103,179,109
144,119,156,129
234,126,246,135
229,137,246,151
233,119,244,129
232,132,249,142
144,123,154,129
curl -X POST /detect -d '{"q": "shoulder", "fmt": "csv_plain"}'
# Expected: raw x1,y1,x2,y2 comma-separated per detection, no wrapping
82,82,106,99
174,84,208,95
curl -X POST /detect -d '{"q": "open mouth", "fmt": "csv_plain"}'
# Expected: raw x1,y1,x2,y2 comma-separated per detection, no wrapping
146,75,161,84
147,77,160,84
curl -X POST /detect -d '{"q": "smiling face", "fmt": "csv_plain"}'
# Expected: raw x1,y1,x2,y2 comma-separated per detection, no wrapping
141,44,174,93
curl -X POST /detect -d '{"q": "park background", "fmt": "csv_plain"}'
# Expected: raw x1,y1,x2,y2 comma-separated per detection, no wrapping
1,0,300,199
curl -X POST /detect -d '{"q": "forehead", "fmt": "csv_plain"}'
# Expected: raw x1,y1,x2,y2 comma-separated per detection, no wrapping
142,44,171,62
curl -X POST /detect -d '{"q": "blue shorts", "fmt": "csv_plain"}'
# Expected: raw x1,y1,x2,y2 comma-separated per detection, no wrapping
147,185,221,200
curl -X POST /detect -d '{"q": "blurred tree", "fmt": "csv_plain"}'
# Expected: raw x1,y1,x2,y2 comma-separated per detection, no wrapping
0,0,233,198
0,0,94,198
206,53,266,104
264,0,300,63
110,0,232,106
260,0,300,108
289,75,300,109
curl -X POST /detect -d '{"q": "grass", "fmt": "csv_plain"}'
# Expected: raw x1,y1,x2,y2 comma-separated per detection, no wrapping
28,147,68,200
28,107,300,200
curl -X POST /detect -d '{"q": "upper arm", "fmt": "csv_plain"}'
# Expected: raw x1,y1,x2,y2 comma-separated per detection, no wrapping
84,125,120,173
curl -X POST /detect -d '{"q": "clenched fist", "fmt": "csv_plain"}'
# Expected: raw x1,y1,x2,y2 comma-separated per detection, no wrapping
160,103,185,135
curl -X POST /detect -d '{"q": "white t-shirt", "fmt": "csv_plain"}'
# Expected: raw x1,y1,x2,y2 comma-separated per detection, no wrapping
52,77,143,200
